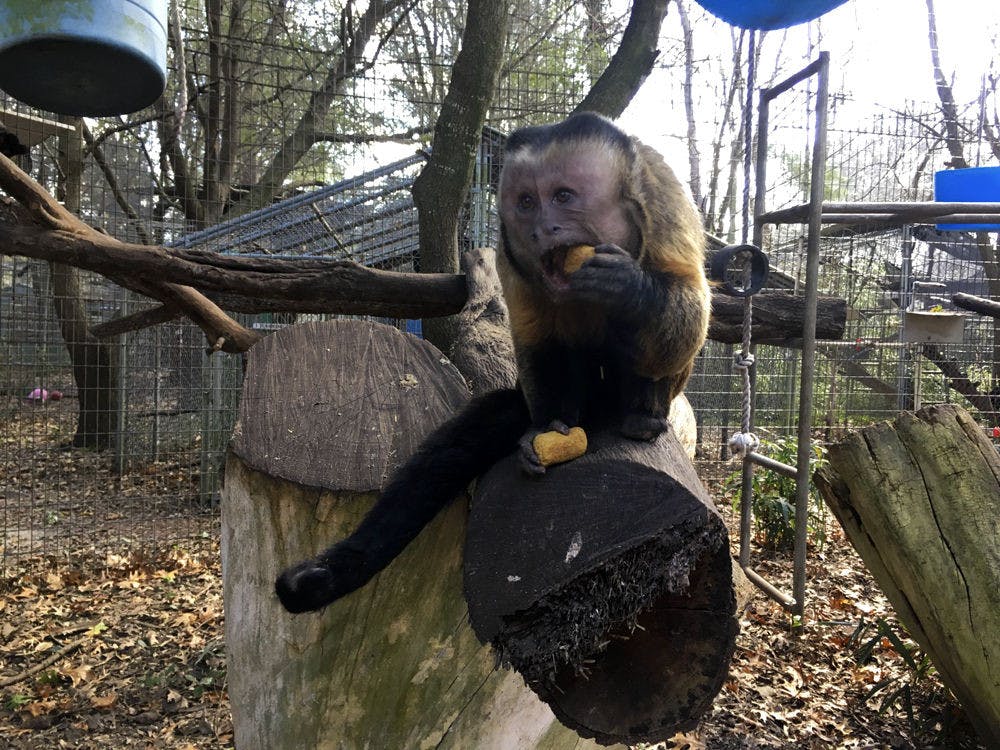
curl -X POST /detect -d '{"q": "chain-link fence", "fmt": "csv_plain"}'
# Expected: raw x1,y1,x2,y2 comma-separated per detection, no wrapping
2,1,998,568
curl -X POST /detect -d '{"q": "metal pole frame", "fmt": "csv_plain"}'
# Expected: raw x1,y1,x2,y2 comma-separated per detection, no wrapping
740,52,830,619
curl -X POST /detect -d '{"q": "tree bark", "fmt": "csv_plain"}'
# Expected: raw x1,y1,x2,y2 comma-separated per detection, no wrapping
223,320,616,749
572,0,670,119
53,118,118,449
412,0,511,353
47,262,117,449
465,428,737,745
814,404,1000,748
709,291,847,344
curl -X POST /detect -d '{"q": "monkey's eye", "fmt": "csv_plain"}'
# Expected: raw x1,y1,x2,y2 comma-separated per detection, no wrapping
517,193,535,211
553,188,574,204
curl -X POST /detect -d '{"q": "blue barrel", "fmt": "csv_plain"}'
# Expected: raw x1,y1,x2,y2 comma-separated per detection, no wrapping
0,1,167,116
693,0,850,29
935,167,1000,231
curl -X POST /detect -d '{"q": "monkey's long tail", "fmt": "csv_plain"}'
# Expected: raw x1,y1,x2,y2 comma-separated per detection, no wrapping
275,387,529,613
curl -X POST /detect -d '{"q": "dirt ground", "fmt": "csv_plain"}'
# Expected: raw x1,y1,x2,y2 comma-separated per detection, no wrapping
0,401,988,749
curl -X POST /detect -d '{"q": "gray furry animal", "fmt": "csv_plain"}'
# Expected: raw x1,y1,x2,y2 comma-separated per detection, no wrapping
449,247,518,395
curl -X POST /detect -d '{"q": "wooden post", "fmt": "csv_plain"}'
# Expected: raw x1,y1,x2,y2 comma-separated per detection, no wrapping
814,404,1000,747
222,320,620,749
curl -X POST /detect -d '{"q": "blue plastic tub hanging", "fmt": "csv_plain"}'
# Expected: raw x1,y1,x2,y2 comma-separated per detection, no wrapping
934,167,1000,231
693,0,851,29
0,1,168,116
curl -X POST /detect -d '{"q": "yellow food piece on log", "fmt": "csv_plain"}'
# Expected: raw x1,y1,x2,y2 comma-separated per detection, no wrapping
563,244,596,274
532,427,588,467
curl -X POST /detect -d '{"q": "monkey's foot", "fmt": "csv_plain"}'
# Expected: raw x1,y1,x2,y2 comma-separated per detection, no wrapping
275,545,368,613
619,413,669,442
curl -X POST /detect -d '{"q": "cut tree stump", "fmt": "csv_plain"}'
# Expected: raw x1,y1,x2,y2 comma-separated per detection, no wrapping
222,319,622,750
465,428,738,745
814,404,1000,747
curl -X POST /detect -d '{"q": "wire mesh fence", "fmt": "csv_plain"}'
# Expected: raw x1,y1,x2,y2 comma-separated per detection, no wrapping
1,1,998,569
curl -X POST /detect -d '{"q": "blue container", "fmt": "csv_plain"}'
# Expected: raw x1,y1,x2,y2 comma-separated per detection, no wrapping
693,0,850,29
934,167,1000,231
0,1,167,116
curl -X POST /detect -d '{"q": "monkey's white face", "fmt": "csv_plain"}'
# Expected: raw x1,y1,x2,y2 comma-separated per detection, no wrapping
499,142,638,295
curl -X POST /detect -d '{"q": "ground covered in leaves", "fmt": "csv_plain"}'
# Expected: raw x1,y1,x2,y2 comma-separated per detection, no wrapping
0,400,988,749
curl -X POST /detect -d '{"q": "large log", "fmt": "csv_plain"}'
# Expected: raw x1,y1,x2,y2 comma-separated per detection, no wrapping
465,429,737,745
814,405,1000,747
222,320,619,749
709,291,846,344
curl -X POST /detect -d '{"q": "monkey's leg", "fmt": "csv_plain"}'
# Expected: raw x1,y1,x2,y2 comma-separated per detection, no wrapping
616,369,674,441
516,344,587,474
275,388,529,613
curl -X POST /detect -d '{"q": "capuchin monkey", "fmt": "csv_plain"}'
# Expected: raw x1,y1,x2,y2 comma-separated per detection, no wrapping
275,112,710,613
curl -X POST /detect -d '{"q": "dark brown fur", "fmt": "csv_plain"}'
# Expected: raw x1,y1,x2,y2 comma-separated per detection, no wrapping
497,112,709,462
273,114,710,611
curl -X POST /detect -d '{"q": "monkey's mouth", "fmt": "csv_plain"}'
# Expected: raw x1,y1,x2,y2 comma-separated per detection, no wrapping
541,246,575,292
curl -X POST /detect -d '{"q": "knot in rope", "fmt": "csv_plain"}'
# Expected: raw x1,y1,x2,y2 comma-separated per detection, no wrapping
728,431,760,458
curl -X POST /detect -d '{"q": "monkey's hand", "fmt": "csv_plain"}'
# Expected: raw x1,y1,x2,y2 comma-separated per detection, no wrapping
275,541,369,613
518,420,572,476
568,244,651,319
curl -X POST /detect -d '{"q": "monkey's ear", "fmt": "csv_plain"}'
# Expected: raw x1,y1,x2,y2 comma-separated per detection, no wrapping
626,139,705,271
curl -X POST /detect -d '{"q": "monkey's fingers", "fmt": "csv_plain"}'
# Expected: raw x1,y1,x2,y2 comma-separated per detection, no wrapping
569,264,637,299
591,242,631,257
518,431,548,476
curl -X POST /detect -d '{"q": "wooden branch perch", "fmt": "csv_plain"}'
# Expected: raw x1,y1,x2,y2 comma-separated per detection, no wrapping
952,292,1000,319
0,153,847,352
0,153,260,353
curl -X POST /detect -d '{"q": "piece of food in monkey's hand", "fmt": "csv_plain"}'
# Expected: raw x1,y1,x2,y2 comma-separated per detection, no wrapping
532,426,588,466
563,244,596,274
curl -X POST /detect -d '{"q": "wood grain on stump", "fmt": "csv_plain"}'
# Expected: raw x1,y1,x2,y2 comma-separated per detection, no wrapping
223,320,615,749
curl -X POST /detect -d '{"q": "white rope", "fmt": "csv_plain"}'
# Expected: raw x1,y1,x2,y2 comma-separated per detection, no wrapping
730,29,758,461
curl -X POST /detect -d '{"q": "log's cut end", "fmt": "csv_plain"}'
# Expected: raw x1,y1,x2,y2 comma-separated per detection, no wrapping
230,318,469,492
464,429,737,745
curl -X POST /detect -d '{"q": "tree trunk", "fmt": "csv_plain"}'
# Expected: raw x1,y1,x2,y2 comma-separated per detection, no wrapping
413,0,511,353
47,263,118,449
222,320,616,749
53,118,118,449
814,404,1000,747
572,0,670,119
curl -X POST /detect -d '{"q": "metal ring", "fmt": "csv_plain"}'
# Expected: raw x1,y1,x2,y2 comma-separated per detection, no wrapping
708,243,769,297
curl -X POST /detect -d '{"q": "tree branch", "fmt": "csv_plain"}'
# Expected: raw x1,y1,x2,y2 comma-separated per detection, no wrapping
0,153,257,352
572,0,670,118
411,0,512,350
227,0,414,217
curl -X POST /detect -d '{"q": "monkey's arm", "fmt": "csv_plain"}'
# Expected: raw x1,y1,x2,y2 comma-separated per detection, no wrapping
514,343,587,474
569,244,708,393
275,388,529,613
